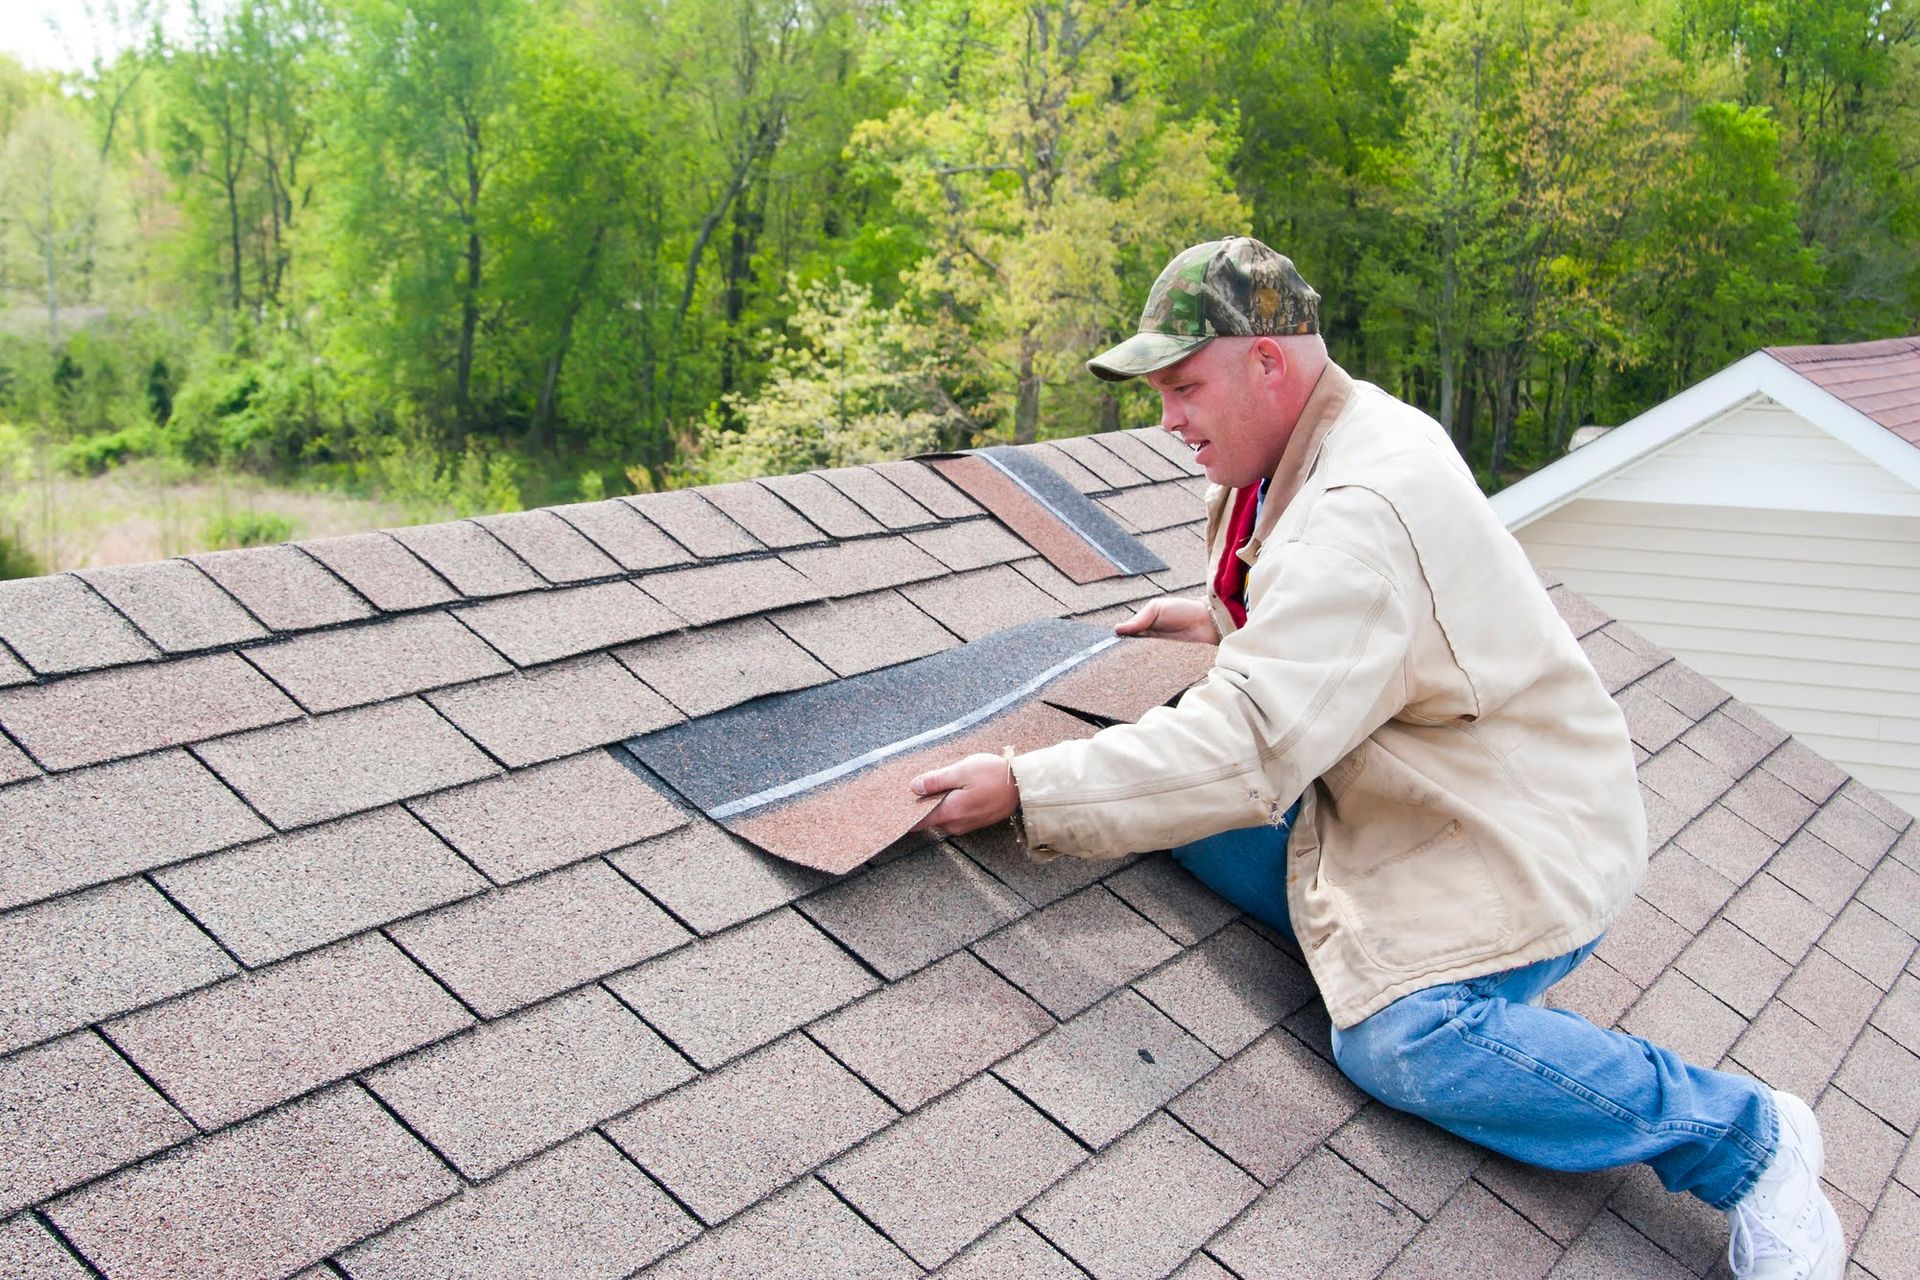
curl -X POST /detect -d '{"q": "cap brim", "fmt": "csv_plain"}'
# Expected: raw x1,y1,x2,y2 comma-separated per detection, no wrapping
1085,332,1212,382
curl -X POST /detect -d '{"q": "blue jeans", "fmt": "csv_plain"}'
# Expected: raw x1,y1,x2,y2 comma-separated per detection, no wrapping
1172,815,1776,1209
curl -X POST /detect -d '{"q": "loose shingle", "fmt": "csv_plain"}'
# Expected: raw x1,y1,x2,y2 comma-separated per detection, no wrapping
0,1031,193,1216
47,1084,458,1280
241,611,511,714
428,653,682,768
636,558,821,626
194,697,497,829
797,844,1029,980
1167,1028,1365,1185
873,460,983,519
1380,1181,1561,1280
972,885,1181,1019
0,651,298,772
0,878,237,1054
770,590,959,677
1014,557,1160,615
822,1074,1085,1269
701,481,826,548
1026,1112,1259,1280
0,750,270,910
190,545,372,631
0,575,159,674
1098,483,1203,533
641,1177,917,1280
154,806,487,966
79,559,266,652
550,499,694,572
1136,922,1316,1056
105,931,472,1129
605,908,876,1069
782,537,947,598
0,1215,89,1279
609,820,827,936
1328,1103,1484,1219
365,986,693,1181
607,1032,894,1225
819,466,938,529
340,1133,697,1280
474,509,623,583
408,749,685,883
1208,1146,1419,1280
810,951,1054,1111
907,519,1030,572
391,521,543,597
993,989,1216,1149
1619,970,1747,1067
455,580,681,666
627,490,761,557
902,564,1067,641
389,858,690,1018
298,532,458,611
615,617,833,717
759,472,885,538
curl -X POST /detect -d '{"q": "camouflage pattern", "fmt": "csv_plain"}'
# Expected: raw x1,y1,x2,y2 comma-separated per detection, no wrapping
1087,237,1321,382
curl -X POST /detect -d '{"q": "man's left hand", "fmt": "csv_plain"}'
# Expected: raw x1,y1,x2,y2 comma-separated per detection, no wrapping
909,753,1019,836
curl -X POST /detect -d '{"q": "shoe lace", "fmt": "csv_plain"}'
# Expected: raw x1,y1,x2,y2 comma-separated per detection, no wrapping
1727,1200,1794,1276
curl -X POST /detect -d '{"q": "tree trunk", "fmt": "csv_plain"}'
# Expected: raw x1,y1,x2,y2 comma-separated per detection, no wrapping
531,225,607,449
1014,333,1041,444
456,228,481,442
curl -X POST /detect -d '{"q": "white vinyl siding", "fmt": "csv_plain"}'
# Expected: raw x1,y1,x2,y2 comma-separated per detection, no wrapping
1519,498,1920,818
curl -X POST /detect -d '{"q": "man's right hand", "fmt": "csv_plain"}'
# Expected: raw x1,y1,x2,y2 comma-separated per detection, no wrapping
1114,596,1220,645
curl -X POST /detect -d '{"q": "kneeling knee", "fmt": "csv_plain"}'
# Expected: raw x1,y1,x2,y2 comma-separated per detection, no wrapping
1331,1008,1447,1112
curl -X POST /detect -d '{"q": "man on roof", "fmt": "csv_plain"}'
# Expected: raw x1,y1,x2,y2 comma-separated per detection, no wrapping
909,237,1843,1280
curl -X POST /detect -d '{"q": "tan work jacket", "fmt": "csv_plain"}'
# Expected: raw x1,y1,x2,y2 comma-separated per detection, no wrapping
1012,364,1647,1028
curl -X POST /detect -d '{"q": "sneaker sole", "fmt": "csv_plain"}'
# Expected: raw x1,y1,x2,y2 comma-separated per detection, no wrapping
1776,1092,1845,1280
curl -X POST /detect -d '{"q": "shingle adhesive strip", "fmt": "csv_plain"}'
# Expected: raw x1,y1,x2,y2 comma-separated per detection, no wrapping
628,618,1216,873
925,449,1167,584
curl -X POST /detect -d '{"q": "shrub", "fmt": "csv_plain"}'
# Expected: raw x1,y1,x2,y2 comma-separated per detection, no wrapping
203,510,295,550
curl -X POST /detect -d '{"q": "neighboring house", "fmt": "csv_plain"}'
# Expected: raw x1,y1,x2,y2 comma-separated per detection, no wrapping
0,430,1914,1279
1492,336,1920,819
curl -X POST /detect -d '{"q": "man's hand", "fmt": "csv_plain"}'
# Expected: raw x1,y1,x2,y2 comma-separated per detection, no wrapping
909,752,1019,837
1115,596,1220,645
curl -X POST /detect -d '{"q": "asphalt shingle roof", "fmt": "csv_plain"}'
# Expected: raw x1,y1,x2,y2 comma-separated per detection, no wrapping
0,429,1914,1279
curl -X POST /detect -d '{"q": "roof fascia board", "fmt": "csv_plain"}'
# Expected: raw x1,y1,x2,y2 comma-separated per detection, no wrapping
1751,358,1920,489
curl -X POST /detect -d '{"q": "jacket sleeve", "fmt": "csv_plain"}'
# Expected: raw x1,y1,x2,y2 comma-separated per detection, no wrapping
1011,485,1419,859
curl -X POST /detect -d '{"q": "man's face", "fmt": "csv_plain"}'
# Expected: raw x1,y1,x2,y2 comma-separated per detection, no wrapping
1144,339,1288,489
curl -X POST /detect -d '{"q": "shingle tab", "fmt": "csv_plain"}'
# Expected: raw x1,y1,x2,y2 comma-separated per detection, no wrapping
154,806,487,966
872,460,982,519
1098,483,1203,533
1833,1027,1920,1132
820,466,938,529
993,989,1217,1149
550,499,694,572
1619,970,1747,1067
78,559,267,652
937,1219,1084,1280
952,821,1111,907
47,1084,458,1280
455,580,681,666
1328,1102,1484,1219
770,589,959,677
972,885,1182,1018
106,931,472,1128
1674,919,1790,1019
190,545,372,631
615,616,833,717
1672,803,1778,885
0,1031,193,1216
1014,556,1160,614
391,520,544,597
810,950,1054,1111
1142,525,1207,590
1760,737,1849,804
1051,435,1148,488
365,985,693,1180
1471,1158,1625,1248
1728,1001,1845,1100
700,480,827,547
1136,922,1316,1056
1678,708,1772,776
1771,828,1868,913
341,1133,697,1280
1825,901,1916,989
474,509,623,583
607,1032,894,1225
0,732,31,786
627,490,761,557
1806,793,1901,868
609,819,827,936
241,611,510,714
797,844,1029,980
1815,1088,1908,1210
1030,441,1105,492
1636,845,1738,932
782,536,947,598
636,558,821,626
759,472,886,538
194,696,497,829
389,858,690,1018
641,1177,917,1280
0,750,270,910
427,653,683,767
1208,1146,1419,1280
1025,1112,1259,1280
0,1215,89,1279
901,563,1067,641
1105,853,1238,946
1097,430,1187,482
1123,426,1206,477
298,532,458,611
605,908,876,1069
1381,1181,1561,1280
1720,769,1819,843
822,1074,1085,1269
0,878,237,1054
0,574,160,674
408,749,685,883
1724,873,1831,964
1859,858,1920,935
906,519,1030,572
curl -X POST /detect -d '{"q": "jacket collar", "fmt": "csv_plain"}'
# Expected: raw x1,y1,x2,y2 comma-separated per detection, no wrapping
1251,361,1354,546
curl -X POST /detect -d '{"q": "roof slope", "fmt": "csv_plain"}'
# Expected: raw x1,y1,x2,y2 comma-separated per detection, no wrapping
0,432,1916,1279
1767,335,1920,448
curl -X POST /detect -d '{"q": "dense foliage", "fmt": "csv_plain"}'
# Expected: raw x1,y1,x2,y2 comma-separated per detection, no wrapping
0,0,1914,529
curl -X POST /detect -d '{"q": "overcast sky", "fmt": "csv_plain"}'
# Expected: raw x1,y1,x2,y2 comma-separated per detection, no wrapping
0,1,198,75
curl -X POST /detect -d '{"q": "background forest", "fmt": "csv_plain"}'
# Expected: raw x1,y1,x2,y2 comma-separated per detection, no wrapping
0,0,1915,574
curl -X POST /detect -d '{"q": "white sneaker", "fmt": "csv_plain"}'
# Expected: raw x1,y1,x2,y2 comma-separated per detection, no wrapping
1726,1091,1844,1280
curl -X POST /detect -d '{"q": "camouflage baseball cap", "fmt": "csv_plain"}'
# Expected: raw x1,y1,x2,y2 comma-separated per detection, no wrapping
1087,237,1320,382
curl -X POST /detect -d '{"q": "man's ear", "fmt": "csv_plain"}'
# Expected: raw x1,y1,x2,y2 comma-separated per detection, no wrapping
1252,336,1288,382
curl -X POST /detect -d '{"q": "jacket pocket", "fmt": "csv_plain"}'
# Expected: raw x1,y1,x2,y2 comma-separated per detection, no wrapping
1325,819,1515,973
